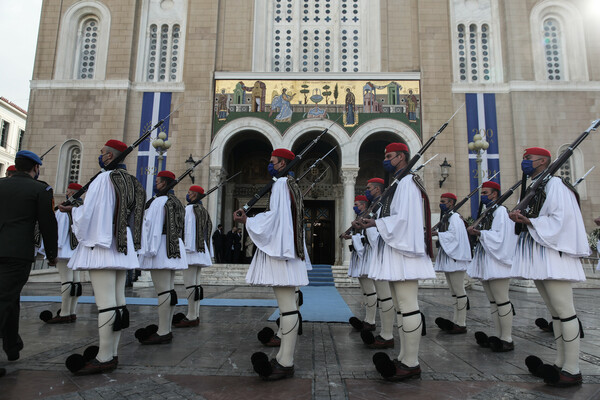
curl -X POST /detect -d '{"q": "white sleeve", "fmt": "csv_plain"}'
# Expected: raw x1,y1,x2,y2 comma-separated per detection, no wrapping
438,213,472,261
479,207,518,265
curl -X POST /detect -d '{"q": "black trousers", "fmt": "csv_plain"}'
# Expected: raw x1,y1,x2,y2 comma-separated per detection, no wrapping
0,258,31,355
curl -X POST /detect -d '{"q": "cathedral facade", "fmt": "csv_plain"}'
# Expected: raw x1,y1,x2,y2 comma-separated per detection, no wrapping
25,0,600,265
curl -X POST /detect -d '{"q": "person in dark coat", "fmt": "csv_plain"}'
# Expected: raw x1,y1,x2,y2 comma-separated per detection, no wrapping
0,151,58,377
232,227,242,263
212,224,225,263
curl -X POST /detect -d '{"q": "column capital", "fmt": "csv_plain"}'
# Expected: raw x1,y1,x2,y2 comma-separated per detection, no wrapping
339,167,360,184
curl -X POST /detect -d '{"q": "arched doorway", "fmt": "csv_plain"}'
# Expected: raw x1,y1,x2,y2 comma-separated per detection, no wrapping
291,132,341,265
356,131,407,194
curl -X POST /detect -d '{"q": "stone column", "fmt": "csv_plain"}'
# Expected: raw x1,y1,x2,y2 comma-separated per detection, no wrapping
340,168,359,265
207,166,225,227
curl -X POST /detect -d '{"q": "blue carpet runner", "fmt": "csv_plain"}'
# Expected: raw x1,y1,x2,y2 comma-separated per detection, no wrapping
308,264,335,286
268,286,353,323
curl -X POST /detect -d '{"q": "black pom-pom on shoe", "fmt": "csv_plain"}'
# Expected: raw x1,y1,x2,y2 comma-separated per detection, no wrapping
83,346,99,361
39,310,53,322
435,317,453,331
540,364,561,384
474,331,490,347
257,327,275,344
372,352,395,378
360,330,375,344
251,352,272,377
65,354,86,373
349,317,364,331
172,312,186,325
525,355,544,377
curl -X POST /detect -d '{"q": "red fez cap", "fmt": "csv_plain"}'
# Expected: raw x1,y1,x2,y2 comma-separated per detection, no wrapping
441,192,457,201
524,147,551,157
367,178,384,185
272,148,295,161
105,139,127,152
385,142,408,154
482,181,500,191
189,185,204,194
6,165,16,171
355,195,368,202
157,170,176,180
67,183,83,191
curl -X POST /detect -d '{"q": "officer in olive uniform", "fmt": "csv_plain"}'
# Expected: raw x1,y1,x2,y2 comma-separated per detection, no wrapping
0,150,58,377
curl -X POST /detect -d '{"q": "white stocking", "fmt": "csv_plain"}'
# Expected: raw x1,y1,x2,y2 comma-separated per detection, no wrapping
183,266,201,320
57,260,73,316
481,281,501,337
446,271,467,326
534,280,563,368
390,280,421,367
542,280,580,375
374,280,394,340
358,277,377,325
151,269,176,336
489,279,512,342
274,286,299,367
70,270,81,316
89,270,118,363
113,270,126,356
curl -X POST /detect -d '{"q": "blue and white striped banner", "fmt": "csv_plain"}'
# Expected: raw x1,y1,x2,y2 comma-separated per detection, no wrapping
136,92,172,199
466,93,500,218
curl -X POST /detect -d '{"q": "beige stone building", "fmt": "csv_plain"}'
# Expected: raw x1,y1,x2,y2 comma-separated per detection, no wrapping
25,0,600,266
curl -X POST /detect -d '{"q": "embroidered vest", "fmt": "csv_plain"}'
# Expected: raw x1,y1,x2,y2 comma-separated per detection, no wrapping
192,203,212,253
109,169,146,254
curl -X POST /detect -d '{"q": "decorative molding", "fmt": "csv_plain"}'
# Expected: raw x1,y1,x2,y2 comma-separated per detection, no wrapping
451,80,600,93
214,71,421,81
29,80,185,92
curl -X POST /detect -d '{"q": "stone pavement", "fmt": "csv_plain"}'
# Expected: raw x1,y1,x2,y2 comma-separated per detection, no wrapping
1,283,600,399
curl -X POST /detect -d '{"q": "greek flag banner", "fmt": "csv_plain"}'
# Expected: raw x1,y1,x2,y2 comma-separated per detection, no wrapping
466,93,500,218
136,92,172,199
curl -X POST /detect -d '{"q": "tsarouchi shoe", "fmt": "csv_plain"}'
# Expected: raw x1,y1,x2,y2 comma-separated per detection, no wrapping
140,332,173,345
74,358,118,376
173,317,199,328
488,336,514,352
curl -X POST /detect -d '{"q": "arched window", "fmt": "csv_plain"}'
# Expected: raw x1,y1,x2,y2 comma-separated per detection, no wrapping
54,2,111,80
56,140,82,193
530,1,588,82
450,0,502,84
254,0,380,73
76,18,99,79
135,0,187,83
557,144,587,200
146,24,181,82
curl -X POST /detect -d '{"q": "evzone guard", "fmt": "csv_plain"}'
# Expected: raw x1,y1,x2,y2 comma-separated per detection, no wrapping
359,142,436,381
40,183,84,324
510,147,589,387
63,139,146,375
234,148,311,381
345,195,377,333
467,181,518,352
432,192,472,335
172,185,213,328
355,178,397,350
136,170,188,345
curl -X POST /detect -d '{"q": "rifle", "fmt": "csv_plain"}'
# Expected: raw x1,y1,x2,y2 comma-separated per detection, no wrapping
342,103,464,234
303,166,329,197
237,115,343,215
58,103,184,209
433,170,499,231
573,166,595,188
470,178,524,228
198,171,242,200
296,146,337,183
512,119,600,214
147,147,217,205
413,153,438,173
40,145,56,160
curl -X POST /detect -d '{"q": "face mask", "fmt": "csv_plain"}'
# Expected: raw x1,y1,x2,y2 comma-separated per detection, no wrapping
98,154,106,169
521,159,536,176
383,159,396,173
365,190,374,202
267,163,278,177
34,166,39,180
439,203,449,213
480,195,492,206
186,194,192,203
353,206,361,215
